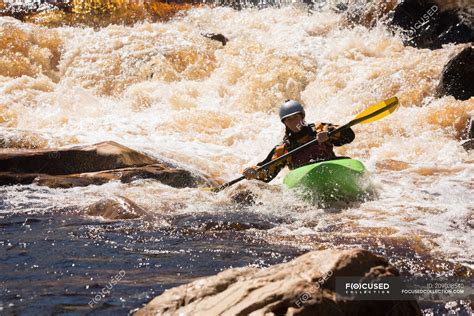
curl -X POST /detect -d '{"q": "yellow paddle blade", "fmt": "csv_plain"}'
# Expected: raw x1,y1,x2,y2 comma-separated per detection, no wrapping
353,97,399,124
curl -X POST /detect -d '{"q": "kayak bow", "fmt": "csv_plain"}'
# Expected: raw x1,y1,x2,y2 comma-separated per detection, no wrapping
283,158,373,203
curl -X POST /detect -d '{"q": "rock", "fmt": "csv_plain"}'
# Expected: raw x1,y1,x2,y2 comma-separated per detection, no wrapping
341,0,397,28
229,189,257,206
339,0,474,49
436,46,474,100
461,116,474,151
31,164,204,188
135,249,421,316
435,11,473,46
467,117,474,139
461,139,474,151
82,196,150,220
170,212,274,232
389,0,436,30
388,0,473,49
202,33,229,46
0,129,49,149
0,141,155,175
226,181,279,206
0,141,216,188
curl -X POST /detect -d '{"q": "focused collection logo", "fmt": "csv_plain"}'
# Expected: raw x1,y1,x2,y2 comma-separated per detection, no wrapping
336,277,471,301
344,282,390,295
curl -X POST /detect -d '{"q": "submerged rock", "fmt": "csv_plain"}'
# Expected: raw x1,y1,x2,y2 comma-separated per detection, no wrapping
229,189,257,206
202,32,229,46
83,196,150,220
135,249,421,315
170,211,275,232
0,141,215,188
436,46,474,101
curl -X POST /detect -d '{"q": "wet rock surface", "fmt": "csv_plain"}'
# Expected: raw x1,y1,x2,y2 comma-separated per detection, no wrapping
82,196,151,220
436,46,474,101
337,0,473,49
170,211,277,232
340,0,397,27
461,116,474,151
202,32,229,46
135,249,421,316
389,0,473,49
0,141,215,188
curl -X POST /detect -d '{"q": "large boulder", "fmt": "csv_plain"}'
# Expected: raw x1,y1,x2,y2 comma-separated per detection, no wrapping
336,0,473,49
388,0,437,30
436,46,474,101
0,141,215,188
134,249,421,316
388,0,473,49
0,141,155,175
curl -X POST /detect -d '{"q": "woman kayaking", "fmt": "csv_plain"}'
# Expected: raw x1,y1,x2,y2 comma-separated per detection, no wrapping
243,100,355,182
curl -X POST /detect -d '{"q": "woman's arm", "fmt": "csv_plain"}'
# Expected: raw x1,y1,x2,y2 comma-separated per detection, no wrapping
243,143,289,183
317,123,355,146
254,144,288,182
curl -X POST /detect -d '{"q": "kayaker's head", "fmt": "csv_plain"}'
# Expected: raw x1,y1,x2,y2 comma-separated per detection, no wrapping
279,99,305,133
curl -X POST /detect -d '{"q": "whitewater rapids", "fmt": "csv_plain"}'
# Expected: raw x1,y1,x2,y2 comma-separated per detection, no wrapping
0,6,473,272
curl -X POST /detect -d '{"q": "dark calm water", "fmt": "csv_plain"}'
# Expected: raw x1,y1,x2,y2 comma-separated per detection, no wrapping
0,209,304,315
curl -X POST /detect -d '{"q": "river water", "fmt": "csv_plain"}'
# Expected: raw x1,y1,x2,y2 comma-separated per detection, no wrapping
0,3,473,315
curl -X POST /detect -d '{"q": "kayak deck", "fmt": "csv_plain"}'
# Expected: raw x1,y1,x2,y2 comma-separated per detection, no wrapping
283,158,372,203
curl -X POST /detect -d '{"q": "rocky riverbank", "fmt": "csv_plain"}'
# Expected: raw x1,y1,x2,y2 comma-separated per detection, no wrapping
135,249,421,316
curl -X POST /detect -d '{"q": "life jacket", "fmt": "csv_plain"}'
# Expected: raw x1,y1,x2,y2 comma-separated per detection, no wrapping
271,123,335,170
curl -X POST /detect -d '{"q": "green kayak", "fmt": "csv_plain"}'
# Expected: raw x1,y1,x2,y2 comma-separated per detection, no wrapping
283,158,373,203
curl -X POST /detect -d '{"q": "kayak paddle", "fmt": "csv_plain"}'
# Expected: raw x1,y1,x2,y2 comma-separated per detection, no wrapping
209,97,399,193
